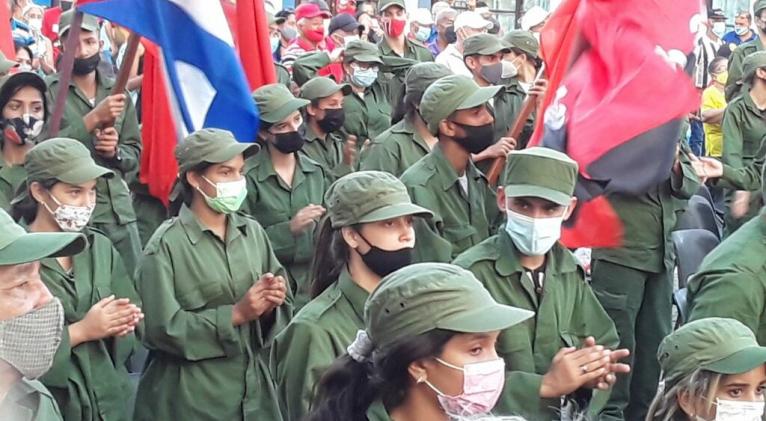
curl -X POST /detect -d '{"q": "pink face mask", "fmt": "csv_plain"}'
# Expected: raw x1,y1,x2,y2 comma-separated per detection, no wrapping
424,357,506,417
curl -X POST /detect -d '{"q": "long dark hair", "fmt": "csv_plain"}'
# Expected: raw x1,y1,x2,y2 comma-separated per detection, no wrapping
168,161,214,217
390,88,424,126
309,216,351,298
11,178,57,223
306,329,456,421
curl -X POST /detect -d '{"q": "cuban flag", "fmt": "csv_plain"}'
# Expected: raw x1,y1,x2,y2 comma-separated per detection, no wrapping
78,0,259,142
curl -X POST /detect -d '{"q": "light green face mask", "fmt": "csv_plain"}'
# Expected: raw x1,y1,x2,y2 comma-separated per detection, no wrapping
198,176,247,214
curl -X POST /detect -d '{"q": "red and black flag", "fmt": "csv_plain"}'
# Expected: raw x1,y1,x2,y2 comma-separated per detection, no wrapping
530,0,703,248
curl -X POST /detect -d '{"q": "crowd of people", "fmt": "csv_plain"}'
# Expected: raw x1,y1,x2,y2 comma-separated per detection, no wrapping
2,0,766,421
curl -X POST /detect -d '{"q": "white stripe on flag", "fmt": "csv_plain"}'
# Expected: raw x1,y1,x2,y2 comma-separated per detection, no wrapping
167,0,234,46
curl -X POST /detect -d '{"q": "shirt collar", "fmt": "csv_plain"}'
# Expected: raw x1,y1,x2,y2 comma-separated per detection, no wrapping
179,204,247,245
495,229,579,276
338,267,369,321
249,145,319,185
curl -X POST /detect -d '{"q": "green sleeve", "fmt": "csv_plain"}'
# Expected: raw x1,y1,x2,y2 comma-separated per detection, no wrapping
40,327,75,388
113,94,142,178
360,141,399,175
271,322,337,420
292,52,332,87
719,107,764,191
56,115,92,145
408,185,453,263
108,243,142,366
688,271,766,335
136,247,243,361
501,371,557,418
671,146,702,200
725,48,746,102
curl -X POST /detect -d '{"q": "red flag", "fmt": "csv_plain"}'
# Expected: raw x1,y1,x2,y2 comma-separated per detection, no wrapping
139,41,178,207
0,1,14,60
237,0,277,90
532,0,702,248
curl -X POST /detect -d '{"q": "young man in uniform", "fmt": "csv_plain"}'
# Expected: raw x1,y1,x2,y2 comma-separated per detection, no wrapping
454,148,628,420
47,11,142,275
400,74,507,263
0,208,86,420
726,0,766,101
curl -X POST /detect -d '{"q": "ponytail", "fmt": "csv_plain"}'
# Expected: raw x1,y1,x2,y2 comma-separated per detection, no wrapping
10,178,57,223
309,215,350,298
168,161,214,217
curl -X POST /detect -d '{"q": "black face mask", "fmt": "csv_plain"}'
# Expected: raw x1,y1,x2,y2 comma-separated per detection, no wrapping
318,108,345,133
444,26,457,44
2,115,43,145
72,53,101,76
450,121,495,154
357,232,412,278
272,131,305,154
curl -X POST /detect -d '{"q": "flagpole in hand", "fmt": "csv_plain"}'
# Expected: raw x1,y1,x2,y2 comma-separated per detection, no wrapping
486,64,546,187
48,10,84,137
103,31,140,128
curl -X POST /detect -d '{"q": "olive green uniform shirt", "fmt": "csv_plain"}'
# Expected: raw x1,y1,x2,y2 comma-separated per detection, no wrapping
377,38,433,110
292,52,392,142
0,154,26,211
275,63,291,88
493,78,535,149
38,228,139,421
46,71,141,226
725,39,764,102
0,379,63,421
400,146,500,263
242,146,327,309
592,150,701,273
300,125,353,183
270,269,388,421
359,117,432,177
454,233,621,420
687,209,766,344
133,206,292,421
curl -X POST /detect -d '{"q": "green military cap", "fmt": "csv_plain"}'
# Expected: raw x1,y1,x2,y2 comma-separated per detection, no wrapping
253,83,310,124
741,51,766,82
299,76,352,101
0,208,86,265
343,39,384,64
462,33,511,58
365,263,534,349
503,30,539,59
325,171,432,228
503,147,578,206
420,74,501,135
26,138,114,184
266,12,277,25
756,0,766,15
658,318,766,388
0,51,18,75
404,62,452,96
58,10,100,38
175,128,259,174
378,0,406,12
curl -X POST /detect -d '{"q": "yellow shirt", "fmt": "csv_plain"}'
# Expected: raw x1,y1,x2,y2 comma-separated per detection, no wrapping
702,86,726,157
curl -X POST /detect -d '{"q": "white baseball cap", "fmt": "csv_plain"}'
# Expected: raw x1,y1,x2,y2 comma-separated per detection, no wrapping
521,6,549,31
454,11,492,31
411,8,434,25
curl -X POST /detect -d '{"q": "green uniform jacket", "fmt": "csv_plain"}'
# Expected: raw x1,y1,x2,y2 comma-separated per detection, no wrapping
46,71,141,226
292,52,392,142
301,125,353,183
454,232,620,420
400,146,500,263
493,78,535,150
725,39,763,102
242,146,327,309
275,63,291,88
377,38,433,109
0,154,26,211
720,92,766,192
270,269,389,421
0,379,63,421
687,209,766,344
592,151,701,273
133,206,293,421
38,228,139,421
359,117,431,177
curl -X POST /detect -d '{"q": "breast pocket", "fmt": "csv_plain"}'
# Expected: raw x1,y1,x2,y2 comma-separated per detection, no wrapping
442,225,478,256
176,282,224,311
254,209,290,229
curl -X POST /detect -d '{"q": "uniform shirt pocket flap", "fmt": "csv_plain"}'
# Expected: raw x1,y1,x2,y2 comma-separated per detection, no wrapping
176,282,225,310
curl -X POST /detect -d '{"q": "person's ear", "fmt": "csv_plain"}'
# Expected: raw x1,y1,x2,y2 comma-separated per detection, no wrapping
676,390,698,418
29,181,47,204
496,186,507,212
407,358,431,386
341,226,360,249
307,103,319,118
563,197,578,221
186,171,202,191
439,119,457,138
464,56,478,71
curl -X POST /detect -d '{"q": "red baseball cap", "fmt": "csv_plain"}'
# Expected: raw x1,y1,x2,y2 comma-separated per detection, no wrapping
295,3,332,21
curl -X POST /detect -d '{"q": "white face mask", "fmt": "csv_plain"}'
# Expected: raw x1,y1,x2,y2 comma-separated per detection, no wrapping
504,208,565,256
43,192,95,232
27,18,42,31
712,22,726,38
700,399,766,421
343,34,360,46
501,58,519,79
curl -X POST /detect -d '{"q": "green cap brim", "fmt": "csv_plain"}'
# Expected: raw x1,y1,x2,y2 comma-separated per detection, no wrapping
704,346,766,375
306,83,353,99
0,59,17,74
438,302,534,333
351,54,384,64
505,185,572,206
205,142,260,165
0,232,86,265
55,162,114,185
470,46,511,56
261,97,311,124
457,85,502,110
357,202,433,224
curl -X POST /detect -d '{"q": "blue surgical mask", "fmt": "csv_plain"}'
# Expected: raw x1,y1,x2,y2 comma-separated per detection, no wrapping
416,26,431,42
270,35,280,53
351,67,378,88
735,25,749,36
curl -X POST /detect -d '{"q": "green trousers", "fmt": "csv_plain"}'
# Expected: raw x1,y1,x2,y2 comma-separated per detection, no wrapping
590,259,673,421
93,221,142,279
